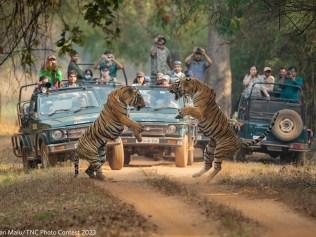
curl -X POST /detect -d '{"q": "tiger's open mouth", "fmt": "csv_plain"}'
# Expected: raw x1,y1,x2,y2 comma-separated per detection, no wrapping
132,93,145,111
136,105,143,111
169,87,183,101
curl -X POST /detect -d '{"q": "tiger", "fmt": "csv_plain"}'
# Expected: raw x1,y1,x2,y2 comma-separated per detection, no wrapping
169,77,279,180
74,86,145,180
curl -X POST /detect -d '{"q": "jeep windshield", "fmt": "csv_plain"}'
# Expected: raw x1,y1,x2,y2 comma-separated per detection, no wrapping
132,87,183,112
38,90,99,118
93,85,120,105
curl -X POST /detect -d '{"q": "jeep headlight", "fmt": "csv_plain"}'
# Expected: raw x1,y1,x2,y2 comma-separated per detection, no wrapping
166,125,177,134
51,130,65,140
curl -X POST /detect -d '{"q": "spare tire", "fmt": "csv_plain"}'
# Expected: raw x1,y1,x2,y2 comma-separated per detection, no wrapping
272,109,303,142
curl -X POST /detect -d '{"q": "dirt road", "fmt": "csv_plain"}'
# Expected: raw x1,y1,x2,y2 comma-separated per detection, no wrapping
95,181,218,237
95,159,316,237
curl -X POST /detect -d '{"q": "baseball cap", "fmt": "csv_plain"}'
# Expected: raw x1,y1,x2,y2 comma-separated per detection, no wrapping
194,47,203,54
174,61,182,66
47,55,56,60
161,75,170,81
136,72,145,77
264,67,272,72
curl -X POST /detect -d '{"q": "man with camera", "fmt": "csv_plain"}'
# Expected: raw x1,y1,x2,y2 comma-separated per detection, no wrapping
150,35,172,80
39,55,63,88
185,47,213,81
34,76,51,93
93,50,123,81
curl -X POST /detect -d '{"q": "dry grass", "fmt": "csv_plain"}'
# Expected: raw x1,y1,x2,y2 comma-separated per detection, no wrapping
146,175,259,237
0,168,156,237
217,161,316,218
0,123,18,136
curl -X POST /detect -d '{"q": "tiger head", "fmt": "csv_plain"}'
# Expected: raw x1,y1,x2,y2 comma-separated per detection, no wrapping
119,86,145,111
169,77,197,100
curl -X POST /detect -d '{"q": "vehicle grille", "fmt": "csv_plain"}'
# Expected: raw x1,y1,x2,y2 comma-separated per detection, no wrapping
140,125,166,136
67,127,89,140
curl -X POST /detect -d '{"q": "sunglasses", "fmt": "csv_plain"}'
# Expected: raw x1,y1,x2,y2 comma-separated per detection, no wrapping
49,58,56,61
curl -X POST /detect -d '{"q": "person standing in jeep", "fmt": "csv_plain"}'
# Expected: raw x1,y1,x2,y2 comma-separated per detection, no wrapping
39,55,62,89
280,66,304,101
93,50,124,81
67,50,85,81
185,47,213,81
150,35,172,81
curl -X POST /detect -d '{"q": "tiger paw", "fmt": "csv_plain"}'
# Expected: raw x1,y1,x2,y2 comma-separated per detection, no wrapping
135,134,142,142
175,109,184,119
134,124,144,133
95,169,106,181
175,114,183,119
206,169,221,182
192,166,211,178
85,167,95,178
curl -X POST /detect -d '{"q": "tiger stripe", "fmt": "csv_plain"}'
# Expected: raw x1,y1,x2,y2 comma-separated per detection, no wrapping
74,86,145,179
170,78,278,179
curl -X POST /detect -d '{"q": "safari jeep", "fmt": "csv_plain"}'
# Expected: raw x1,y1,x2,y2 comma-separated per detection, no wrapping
233,82,313,164
11,84,122,171
121,86,196,167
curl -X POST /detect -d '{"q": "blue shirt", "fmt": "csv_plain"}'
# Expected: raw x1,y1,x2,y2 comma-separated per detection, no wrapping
280,77,303,101
186,59,209,80
98,60,118,78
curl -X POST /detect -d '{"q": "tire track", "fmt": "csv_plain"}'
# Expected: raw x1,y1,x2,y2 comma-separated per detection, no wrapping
93,170,219,237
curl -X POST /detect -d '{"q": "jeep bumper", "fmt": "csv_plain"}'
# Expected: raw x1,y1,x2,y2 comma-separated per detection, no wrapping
121,136,184,147
242,139,310,152
47,139,121,154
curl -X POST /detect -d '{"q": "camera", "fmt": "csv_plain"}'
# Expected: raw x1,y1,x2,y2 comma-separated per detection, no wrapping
195,47,202,54
39,82,51,93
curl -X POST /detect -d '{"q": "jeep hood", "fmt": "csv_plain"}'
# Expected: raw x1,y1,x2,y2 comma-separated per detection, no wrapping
129,112,180,123
41,113,99,128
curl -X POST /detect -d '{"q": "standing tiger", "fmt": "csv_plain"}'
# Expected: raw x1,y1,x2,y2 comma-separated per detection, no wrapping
74,86,145,180
169,77,279,180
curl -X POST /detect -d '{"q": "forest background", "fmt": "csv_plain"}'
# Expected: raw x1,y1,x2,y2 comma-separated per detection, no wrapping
0,0,315,131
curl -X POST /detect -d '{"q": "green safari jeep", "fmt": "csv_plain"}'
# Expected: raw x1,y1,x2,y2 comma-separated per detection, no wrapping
121,86,196,167
11,84,122,171
233,82,313,164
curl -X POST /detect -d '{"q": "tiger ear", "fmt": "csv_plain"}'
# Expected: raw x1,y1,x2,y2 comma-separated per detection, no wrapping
126,86,137,96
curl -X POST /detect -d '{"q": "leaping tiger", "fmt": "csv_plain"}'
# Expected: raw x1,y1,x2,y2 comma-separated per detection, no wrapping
169,77,279,180
74,86,145,180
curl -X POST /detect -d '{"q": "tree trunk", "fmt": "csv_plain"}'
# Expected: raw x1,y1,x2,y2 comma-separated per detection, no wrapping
206,27,232,117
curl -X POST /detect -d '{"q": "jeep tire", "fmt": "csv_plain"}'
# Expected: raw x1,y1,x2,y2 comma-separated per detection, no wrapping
280,151,305,165
107,138,124,170
187,143,194,165
272,109,303,142
124,151,131,166
175,135,188,167
22,149,37,173
40,143,57,168
233,148,247,162
295,151,305,166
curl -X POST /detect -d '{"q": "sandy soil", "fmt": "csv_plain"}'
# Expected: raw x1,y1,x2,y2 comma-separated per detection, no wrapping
94,158,316,237
95,180,218,237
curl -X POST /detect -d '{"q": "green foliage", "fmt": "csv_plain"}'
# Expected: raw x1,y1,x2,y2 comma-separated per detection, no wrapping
83,0,122,43
55,0,123,56
56,26,84,56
